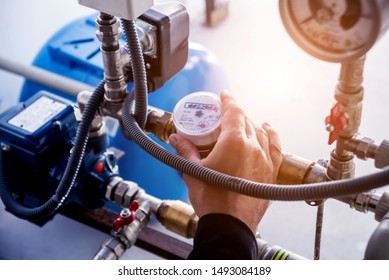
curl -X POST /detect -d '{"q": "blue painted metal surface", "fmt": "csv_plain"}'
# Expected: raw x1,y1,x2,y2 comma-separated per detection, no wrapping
19,14,228,201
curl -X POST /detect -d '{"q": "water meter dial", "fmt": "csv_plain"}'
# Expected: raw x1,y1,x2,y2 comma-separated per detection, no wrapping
173,92,222,157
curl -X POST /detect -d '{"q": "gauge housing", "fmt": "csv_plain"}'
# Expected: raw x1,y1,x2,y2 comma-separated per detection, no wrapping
279,0,389,62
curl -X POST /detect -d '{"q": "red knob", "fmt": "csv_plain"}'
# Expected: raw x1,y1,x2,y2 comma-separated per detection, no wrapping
325,103,348,145
95,161,104,174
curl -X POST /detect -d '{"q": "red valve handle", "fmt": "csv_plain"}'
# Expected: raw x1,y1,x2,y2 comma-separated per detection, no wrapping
325,103,348,145
112,200,139,231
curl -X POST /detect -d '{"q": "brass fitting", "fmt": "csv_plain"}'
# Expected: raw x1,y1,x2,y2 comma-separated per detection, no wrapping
156,200,198,238
277,153,329,185
327,149,355,180
145,106,176,143
277,153,314,184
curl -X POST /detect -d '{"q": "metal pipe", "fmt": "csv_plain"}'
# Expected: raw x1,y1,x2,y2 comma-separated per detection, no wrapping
344,137,389,169
276,152,385,215
95,13,128,116
314,203,324,260
256,238,307,260
136,192,162,215
94,201,152,260
0,56,95,96
327,56,366,180
105,177,198,238
336,192,381,214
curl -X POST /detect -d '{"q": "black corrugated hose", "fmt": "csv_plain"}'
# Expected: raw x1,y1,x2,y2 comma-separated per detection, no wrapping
122,96,389,201
121,18,148,129
119,17,389,201
0,80,105,220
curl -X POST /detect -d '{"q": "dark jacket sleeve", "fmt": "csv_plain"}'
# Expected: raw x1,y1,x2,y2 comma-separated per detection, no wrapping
188,213,258,260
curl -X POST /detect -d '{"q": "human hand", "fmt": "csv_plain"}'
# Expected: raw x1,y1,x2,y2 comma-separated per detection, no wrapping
169,91,282,234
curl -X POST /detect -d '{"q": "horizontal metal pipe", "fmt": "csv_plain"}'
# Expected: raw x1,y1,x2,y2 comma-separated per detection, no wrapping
0,56,95,96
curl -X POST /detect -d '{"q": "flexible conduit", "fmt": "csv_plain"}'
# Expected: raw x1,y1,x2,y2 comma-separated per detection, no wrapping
121,19,148,130
119,16,389,201
0,80,105,220
122,98,389,201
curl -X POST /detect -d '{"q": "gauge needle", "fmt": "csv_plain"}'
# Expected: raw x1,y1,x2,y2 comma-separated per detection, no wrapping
300,15,315,25
301,0,334,25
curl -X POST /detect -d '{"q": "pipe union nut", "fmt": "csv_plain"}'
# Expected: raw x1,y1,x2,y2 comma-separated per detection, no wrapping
355,137,375,160
96,20,121,36
114,181,131,207
96,33,122,45
105,176,123,201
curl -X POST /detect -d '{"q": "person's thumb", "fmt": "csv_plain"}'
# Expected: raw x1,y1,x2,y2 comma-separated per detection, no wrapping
169,134,201,163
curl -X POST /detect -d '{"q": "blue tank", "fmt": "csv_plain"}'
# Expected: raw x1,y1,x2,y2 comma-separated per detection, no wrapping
19,14,228,201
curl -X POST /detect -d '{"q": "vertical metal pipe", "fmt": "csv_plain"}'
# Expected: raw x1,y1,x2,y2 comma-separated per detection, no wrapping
327,56,366,180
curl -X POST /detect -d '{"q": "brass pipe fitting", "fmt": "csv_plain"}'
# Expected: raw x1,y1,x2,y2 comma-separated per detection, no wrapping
277,153,329,185
156,200,198,238
145,106,176,143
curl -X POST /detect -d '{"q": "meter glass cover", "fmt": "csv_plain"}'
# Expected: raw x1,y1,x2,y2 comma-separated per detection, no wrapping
282,0,380,62
173,92,221,136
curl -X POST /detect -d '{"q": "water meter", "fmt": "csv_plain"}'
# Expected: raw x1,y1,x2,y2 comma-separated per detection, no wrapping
173,91,222,157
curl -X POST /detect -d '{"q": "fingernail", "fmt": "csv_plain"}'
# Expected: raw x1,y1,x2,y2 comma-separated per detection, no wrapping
221,90,231,99
169,134,178,146
263,122,271,127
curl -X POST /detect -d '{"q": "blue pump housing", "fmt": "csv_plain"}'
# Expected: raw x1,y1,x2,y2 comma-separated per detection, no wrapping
19,14,228,201
0,92,76,165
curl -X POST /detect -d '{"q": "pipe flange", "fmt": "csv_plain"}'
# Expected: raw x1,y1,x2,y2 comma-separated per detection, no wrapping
375,191,389,222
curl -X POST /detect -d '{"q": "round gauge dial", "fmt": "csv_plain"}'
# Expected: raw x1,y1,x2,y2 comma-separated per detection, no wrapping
173,92,222,147
280,0,389,62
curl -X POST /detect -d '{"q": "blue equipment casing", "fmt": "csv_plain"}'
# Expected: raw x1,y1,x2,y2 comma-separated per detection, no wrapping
19,14,228,201
0,92,78,209
0,92,76,164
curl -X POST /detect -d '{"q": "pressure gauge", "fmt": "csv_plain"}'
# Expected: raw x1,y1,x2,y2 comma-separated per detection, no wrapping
279,0,389,62
173,92,222,156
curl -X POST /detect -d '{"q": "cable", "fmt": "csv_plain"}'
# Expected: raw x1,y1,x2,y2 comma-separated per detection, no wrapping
0,80,105,220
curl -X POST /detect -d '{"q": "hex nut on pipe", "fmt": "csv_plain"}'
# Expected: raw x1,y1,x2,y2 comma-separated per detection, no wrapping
114,181,132,207
105,176,123,201
355,137,376,160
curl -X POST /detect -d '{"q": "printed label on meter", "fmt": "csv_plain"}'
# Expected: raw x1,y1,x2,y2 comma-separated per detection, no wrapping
8,96,67,133
173,92,222,147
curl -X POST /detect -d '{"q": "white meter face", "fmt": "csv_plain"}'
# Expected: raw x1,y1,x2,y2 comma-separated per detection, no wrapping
173,92,222,147
280,0,387,62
